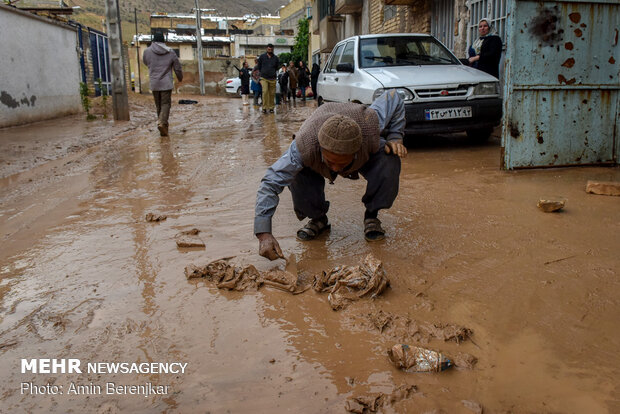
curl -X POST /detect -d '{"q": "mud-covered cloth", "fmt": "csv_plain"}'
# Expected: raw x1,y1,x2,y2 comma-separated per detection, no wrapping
254,90,405,235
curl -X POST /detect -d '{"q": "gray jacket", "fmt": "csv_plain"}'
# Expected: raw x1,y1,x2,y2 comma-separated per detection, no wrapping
143,42,183,91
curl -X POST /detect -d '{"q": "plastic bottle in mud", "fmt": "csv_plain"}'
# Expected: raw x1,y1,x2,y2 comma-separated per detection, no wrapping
387,344,452,372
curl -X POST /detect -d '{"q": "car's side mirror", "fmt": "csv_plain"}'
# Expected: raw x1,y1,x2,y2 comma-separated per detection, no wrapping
336,63,354,73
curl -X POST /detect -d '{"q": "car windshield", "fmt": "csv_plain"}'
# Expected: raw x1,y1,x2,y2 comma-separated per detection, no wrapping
359,36,459,68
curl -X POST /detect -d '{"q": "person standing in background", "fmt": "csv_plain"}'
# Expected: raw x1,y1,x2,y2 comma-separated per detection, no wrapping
238,61,251,106
468,18,502,78
297,61,310,101
255,44,279,113
287,61,298,102
311,63,320,100
278,64,289,104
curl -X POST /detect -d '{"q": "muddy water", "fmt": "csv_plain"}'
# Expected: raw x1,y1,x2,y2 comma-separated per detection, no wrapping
0,95,619,413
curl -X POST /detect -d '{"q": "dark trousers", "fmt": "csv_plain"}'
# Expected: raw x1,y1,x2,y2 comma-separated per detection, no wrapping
153,90,172,127
289,141,401,221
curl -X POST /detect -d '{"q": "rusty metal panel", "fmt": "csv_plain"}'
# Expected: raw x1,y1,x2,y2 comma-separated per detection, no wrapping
501,0,619,169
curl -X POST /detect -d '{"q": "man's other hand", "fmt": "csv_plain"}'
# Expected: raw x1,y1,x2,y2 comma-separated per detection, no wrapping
385,141,407,158
257,233,283,260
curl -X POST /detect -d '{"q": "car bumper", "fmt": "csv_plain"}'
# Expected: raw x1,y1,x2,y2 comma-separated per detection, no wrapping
403,98,502,135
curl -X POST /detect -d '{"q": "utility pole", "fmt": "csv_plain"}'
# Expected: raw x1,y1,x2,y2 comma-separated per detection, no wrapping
104,0,130,120
134,8,142,94
194,1,205,95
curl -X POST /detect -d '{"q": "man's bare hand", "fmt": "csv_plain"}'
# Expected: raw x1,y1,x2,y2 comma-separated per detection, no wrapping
257,232,283,260
385,141,408,158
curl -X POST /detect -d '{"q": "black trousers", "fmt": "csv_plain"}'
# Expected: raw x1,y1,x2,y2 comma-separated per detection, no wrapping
289,141,401,221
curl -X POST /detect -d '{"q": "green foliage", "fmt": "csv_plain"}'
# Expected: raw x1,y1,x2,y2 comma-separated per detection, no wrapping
292,18,309,65
278,52,292,65
97,78,108,119
79,82,96,121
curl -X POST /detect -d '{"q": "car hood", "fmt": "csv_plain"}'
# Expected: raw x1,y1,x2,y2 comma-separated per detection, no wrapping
363,65,498,88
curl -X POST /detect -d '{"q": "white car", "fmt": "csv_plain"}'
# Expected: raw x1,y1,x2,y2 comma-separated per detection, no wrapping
317,33,502,140
225,77,242,97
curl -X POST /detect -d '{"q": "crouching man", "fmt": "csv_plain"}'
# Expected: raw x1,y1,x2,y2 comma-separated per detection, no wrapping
254,90,407,260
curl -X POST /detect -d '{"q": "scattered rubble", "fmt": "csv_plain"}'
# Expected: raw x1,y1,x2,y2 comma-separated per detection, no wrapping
586,180,620,196
313,254,390,310
453,352,478,370
175,228,205,248
462,400,483,414
145,213,167,222
537,198,566,212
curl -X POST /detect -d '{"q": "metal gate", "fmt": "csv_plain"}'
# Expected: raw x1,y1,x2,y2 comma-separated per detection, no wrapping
89,28,110,96
431,0,455,51
501,0,619,169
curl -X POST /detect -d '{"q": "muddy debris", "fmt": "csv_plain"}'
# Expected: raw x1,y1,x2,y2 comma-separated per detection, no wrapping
453,352,478,370
145,212,167,222
363,310,474,345
586,180,620,196
185,258,308,294
462,399,483,413
537,198,566,212
388,344,453,372
313,254,390,310
175,228,205,248
345,384,417,413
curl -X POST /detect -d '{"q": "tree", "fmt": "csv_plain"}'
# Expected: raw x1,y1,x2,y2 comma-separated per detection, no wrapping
292,18,309,65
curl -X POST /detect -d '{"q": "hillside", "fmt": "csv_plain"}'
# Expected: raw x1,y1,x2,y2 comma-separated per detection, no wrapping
19,0,289,41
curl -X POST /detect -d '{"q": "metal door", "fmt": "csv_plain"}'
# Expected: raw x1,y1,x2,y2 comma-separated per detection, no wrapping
501,0,619,169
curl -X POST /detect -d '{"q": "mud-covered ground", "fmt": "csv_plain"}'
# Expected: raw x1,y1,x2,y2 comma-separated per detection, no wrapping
0,94,619,413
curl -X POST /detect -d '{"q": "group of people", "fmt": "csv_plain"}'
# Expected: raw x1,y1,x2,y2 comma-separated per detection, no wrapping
237,43,321,113
142,22,501,258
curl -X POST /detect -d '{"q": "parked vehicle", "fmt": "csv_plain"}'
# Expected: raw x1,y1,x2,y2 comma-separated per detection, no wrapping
317,34,502,141
225,77,242,97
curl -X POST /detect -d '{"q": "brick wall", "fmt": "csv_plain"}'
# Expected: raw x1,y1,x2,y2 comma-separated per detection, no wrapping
369,0,430,34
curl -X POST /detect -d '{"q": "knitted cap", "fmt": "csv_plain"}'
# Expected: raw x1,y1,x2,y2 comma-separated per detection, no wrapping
318,115,362,155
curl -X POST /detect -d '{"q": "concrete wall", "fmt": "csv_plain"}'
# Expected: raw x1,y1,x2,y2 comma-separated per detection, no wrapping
0,5,81,128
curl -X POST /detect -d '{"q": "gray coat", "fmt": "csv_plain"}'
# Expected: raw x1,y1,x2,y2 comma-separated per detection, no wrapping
143,42,183,91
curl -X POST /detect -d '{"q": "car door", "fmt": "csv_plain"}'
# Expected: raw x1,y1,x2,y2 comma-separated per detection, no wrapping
331,40,357,102
319,43,345,102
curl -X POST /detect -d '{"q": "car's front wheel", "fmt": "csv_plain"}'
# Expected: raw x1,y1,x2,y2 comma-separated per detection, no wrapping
317,96,324,107
466,127,493,143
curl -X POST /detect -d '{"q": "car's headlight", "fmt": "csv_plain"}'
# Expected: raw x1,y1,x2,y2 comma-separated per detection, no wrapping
373,88,414,102
473,82,499,96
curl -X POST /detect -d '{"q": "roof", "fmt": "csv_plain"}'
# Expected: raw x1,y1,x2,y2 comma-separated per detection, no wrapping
135,33,231,43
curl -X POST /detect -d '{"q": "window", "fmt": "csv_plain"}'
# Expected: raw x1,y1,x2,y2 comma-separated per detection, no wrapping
326,43,344,72
384,5,397,21
339,41,355,66
359,36,459,68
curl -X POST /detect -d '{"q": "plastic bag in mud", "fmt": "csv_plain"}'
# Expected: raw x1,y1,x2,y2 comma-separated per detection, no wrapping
387,344,452,372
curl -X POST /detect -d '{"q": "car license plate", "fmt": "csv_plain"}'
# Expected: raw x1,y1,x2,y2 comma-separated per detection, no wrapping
425,106,472,120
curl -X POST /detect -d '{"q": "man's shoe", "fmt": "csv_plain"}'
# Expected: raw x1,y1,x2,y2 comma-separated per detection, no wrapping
269,109,275,113
262,109,267,114
157,125,168,137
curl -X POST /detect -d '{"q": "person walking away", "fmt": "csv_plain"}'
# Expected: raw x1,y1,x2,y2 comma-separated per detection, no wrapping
254,90,407,260
251,66,262,106
311,63,320,100
468,18,502,78
287,61,298,102
255,44,280,113
239,61,251,105
142,32,183,137
278,64,289,103
297,61,310,100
